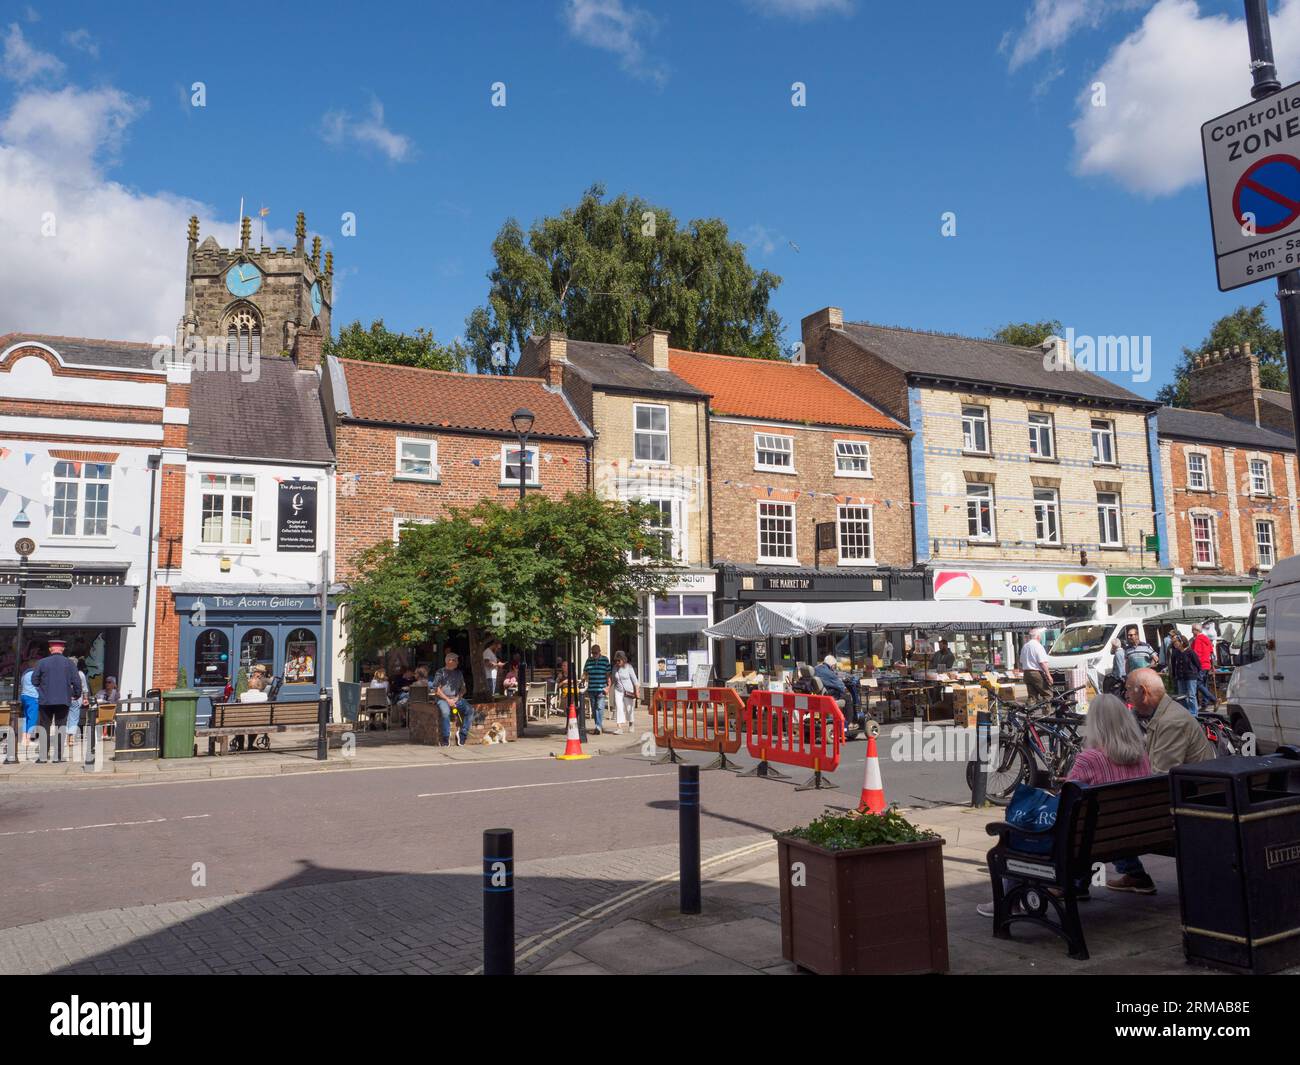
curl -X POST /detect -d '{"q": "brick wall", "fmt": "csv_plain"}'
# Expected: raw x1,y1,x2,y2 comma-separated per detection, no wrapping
333,422,590,580
589,391,710,565
708,418,913,567
913,390,1157,567
802,323,912,425
1165,439,1298,575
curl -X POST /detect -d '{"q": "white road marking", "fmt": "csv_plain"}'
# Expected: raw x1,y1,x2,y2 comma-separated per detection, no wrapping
416,771,669,798
0,813,210,837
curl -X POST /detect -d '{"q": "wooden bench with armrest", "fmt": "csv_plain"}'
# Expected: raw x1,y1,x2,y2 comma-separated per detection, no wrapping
984,774,1174,960
197,700,351,755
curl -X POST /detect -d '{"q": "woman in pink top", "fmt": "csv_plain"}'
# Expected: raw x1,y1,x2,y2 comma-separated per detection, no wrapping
978,694,1149,916
1068,693,1151,784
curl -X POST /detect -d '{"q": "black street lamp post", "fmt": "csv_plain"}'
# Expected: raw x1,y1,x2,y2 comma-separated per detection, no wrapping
510,408,534,504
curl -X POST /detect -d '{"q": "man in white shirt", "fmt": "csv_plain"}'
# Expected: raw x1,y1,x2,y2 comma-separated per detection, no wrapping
1018,628,1054,700
482,640,501,696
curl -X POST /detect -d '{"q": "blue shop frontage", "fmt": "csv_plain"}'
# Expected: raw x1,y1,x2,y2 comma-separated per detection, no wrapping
173,588,338,722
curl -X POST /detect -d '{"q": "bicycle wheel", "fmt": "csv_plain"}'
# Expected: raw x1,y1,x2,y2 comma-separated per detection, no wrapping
966,743,1027,805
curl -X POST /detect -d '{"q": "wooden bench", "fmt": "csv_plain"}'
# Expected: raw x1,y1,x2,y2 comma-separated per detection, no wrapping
984,775,1174,960
197,700,350,755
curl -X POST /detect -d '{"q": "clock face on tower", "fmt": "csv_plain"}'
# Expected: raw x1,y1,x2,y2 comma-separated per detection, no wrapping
226,261,262,298
310,281,322,316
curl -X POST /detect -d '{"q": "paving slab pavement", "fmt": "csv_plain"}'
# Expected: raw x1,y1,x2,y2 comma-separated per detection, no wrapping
543,803,1300,976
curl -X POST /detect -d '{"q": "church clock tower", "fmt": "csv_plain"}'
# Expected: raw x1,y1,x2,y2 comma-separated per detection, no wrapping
180,211,333,359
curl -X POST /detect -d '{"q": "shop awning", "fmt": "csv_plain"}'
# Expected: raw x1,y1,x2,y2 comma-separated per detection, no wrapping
1144,606,1224,625
703,599,1060,639
0,585,137,627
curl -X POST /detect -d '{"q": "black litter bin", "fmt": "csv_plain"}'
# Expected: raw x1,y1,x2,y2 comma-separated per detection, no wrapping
1171,748,1300,974
113,694,161,762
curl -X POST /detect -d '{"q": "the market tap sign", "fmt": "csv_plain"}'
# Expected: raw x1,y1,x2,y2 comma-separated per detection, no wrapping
277,480,318,552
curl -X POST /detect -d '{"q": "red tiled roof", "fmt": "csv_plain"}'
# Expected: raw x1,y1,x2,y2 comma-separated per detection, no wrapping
338,359,589,439
667,349,904,432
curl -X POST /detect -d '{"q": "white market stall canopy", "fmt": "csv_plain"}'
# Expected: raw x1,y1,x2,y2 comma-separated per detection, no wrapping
702,600,1062,640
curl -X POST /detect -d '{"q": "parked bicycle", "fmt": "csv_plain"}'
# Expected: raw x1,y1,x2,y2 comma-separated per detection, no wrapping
965,685,1087,804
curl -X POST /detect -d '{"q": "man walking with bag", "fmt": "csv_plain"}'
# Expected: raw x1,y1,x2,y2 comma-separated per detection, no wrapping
31,638,81,764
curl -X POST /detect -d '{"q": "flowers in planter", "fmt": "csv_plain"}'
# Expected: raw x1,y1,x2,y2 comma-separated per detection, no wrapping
781,808,938,851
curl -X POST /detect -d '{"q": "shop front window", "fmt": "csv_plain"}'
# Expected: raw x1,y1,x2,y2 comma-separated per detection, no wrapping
284,628,318,684
194,629,231,688
240,628,274,675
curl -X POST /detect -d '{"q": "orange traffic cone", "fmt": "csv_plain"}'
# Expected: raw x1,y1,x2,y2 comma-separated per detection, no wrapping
857,731,887,814
553,701,592,761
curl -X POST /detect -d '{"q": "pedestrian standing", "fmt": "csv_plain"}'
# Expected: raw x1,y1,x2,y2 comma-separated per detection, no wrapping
1018,628,1054,701
482,639,502,696
1167,633,1201,714
31,639,81,764
611,651,639,735
19,658,39,737
582,644,612,735
1190,624,1217,708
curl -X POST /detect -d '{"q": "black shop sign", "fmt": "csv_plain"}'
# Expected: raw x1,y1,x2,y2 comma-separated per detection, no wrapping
277,480,318,552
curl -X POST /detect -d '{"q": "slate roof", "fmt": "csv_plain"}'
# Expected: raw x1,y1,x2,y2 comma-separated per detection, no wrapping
0,333,162,373
1156,405,1295,451
189,357,334,464
560,339,708,399
838,323,1154,407
336,359,590,439
668,349,905,432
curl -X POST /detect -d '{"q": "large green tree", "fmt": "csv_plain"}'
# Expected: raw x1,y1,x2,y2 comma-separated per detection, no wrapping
992,320,1062,348
463,184,786,372
1157,303,1287,406
325,318,468,372
343,492,677,691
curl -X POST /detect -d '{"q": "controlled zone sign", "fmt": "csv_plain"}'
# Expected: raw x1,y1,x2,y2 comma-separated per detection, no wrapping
1202,83,1300,290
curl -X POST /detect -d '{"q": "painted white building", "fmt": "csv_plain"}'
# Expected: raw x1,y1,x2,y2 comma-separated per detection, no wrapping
0,335,169,700
161,354,339,712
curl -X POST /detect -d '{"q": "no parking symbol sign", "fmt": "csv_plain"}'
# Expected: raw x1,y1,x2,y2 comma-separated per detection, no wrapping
1203,82,1300,290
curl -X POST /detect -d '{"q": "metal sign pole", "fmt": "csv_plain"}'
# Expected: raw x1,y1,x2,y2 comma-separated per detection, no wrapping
1244,0,1300,439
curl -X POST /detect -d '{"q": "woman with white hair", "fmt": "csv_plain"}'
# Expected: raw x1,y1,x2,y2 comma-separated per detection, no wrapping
1069,693,1152,784
977,694,1152,916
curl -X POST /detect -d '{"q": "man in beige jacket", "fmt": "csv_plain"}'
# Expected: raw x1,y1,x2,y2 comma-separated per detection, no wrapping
1106,669,1215,894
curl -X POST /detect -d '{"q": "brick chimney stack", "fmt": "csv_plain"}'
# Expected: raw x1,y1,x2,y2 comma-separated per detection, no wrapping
292,324,323,373
1186,342,1263,426
800,306,843,364
633,329,670,371
538,332,567,388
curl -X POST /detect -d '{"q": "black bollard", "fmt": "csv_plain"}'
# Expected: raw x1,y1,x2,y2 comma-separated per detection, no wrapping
679,764,701,914
970,709,990,808
316,691,330,762
483,828,515,975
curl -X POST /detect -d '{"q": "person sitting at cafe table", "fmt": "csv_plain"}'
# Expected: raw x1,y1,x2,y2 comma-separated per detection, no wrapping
934,639,956,670
432,651,474,746
96,676,119,705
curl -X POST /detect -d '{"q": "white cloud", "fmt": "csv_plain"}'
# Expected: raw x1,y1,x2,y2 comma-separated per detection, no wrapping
319,96,413,163
563,0,667,85
3,22,65,82
1072,0,1300,196
744,0,853,17
0,84,281,341
1002,0,1145,71
741,223,780,256
63,28,99,57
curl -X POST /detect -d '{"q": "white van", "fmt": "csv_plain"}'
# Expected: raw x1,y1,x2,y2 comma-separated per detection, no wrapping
1045,617,1159,693
1222,555,1300,752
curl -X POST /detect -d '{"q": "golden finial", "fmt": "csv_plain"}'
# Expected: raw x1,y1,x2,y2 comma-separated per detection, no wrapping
187,215,199,241
311,235,321,267
324,251,333,277
295,211,306,240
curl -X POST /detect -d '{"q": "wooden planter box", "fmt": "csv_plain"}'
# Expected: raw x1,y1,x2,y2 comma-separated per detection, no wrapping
775,833,949,975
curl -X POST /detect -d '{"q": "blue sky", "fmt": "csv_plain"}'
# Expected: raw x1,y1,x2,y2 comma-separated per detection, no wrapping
2,0,1296,398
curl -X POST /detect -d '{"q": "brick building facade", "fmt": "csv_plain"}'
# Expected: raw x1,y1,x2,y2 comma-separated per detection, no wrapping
1158,384,1299,610
666,345,921,676
516,331,713,684
802,307,1171,625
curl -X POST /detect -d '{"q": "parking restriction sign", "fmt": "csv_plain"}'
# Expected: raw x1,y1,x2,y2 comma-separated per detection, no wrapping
1202,81,1300,290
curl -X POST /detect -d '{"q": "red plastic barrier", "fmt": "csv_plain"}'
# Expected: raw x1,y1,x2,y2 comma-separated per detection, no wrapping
743,689,843,789
649,687,744,769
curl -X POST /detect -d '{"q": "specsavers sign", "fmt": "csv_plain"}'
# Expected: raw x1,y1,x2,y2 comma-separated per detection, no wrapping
933,570,1099,600
1105,574,1173,600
